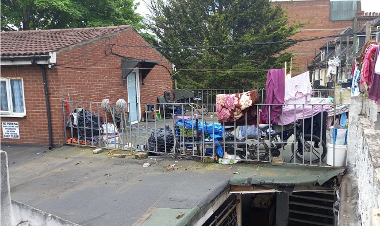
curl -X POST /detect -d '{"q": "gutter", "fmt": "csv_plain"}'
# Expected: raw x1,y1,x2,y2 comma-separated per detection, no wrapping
1,53,56,66
1,55,51,61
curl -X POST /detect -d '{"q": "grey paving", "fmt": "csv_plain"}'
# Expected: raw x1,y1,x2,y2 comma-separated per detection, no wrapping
3,145,234,226
2,142,336,226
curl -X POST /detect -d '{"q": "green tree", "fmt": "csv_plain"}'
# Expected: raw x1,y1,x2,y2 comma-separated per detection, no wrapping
147,0,300,89
1,0,144,31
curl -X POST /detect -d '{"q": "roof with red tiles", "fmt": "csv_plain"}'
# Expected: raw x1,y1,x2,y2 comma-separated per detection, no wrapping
1,25,132,56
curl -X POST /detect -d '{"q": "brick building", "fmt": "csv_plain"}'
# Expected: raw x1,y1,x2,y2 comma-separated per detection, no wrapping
1,26,173,147
272,0,358,74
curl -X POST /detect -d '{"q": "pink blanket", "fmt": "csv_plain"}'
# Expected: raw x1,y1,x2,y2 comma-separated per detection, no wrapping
216,90,259,123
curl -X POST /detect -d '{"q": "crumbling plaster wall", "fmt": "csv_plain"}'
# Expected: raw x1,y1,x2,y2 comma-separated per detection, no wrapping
12,200,80,226
345,97,380,226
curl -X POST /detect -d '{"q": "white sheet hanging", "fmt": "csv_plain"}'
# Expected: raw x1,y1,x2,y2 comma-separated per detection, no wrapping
284,71,312,105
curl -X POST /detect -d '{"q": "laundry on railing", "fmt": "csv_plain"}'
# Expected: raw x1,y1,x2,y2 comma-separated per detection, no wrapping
216,90,259,125
262,69,285,124
276,105,331,126
284,71,312,105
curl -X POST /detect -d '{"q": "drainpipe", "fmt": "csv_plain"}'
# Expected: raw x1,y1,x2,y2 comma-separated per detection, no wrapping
37,65,53,150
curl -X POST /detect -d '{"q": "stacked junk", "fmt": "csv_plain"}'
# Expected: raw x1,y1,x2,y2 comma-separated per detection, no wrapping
66,99,130,148
65,98,236,159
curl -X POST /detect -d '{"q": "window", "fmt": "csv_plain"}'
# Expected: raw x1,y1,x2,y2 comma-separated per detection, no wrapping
330,1,358,21
1,78,26,117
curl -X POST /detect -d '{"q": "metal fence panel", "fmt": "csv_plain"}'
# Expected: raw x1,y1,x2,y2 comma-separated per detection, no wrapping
62,92,346,167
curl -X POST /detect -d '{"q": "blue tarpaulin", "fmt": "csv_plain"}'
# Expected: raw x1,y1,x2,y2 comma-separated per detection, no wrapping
175,119,225,157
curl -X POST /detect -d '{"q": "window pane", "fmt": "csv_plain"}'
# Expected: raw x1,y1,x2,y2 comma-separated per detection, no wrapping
330,1,357,21
1,81,9,111
10,79,24,113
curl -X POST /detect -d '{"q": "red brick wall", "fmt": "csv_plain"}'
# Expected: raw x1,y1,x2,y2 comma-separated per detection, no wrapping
273,0,354,74
1,66,59,146
1,28,172,146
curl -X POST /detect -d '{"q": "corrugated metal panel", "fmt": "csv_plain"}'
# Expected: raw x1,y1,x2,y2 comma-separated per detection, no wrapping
330,1,358,21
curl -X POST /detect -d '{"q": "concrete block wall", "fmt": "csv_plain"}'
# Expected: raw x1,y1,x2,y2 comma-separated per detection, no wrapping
346,96,380,226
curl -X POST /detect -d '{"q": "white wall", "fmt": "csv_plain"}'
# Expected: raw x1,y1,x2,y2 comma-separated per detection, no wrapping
11,200,80,226
345,96,380,226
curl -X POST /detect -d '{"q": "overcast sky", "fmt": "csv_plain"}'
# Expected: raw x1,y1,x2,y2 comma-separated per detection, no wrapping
135,0,380,17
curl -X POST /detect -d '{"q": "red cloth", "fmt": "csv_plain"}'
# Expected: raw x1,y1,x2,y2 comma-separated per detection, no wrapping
351,61,355,77
361,45,378,90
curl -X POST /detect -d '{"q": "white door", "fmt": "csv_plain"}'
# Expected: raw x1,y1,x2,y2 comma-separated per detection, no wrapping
127,70,140,124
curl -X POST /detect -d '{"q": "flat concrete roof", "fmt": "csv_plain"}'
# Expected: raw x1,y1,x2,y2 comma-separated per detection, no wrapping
3,144,344,225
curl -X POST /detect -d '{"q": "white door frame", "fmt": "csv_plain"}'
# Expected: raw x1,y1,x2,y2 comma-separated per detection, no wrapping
127,69,141,123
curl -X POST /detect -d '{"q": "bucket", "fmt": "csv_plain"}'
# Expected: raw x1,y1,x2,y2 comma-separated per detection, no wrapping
327,144,346,166
330,127,347,145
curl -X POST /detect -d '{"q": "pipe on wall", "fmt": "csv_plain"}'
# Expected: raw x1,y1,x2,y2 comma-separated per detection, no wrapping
37,65,53,150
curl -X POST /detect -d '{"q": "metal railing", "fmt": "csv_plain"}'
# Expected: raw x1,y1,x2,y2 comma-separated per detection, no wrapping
173,89,266,107
172,88,333,107
62,98,348,167
312,89,335,98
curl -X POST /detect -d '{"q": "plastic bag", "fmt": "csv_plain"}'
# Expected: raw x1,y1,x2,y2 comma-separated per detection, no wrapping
102,123,118,135
69,109,102,139
148,125,175,152
71,109,102,129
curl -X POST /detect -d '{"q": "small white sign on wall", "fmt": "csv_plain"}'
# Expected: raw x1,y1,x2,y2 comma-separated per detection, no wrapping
2,122,20,139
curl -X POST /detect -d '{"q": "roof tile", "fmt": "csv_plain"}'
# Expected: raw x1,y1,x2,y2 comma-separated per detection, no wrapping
1,25,131,56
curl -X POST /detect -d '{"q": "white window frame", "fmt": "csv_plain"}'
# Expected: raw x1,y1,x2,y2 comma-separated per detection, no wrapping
0,78,26,117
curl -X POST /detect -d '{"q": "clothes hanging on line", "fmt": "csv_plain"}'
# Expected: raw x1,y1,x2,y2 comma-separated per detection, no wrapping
359,40,378,69
262,69,285,124
327,58,340,76
360,44,378,90
284,71,312,105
